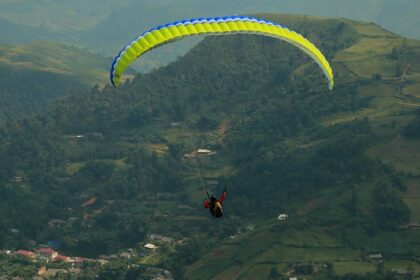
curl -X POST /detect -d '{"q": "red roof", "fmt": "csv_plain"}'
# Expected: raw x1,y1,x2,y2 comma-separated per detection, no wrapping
37,248,57,255
74,257,85,263
55,255,70,261
15,250,35,257
81,197,97,207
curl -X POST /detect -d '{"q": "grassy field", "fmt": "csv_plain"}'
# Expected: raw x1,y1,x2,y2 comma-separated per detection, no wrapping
403,180,420,223
180,18,420,280
0,41,109,85
333,261,376,276
368,136,420,175
185,221,420,279
186,225,371,279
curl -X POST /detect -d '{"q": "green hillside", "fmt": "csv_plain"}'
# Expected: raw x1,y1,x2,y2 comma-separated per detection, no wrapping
0,41,109,84
0,41,110,120
183,15,420,280
0,14,419,279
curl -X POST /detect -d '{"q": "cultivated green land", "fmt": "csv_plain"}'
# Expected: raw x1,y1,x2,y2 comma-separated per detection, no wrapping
0,14,419,280
183,15,420,280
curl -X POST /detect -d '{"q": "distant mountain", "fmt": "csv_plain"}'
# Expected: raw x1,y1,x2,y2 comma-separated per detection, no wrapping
0,41,110,85
0,41,110,120
0,0,134,32
0,0,418,72
75,0,420,71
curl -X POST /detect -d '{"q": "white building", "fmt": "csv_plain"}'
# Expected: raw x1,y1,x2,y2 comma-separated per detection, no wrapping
197,149,214,155
277,214,288,221
144,243,159,250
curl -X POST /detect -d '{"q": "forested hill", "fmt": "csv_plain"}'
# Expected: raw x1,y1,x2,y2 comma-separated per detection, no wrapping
0,14,419,279
0,41,110,120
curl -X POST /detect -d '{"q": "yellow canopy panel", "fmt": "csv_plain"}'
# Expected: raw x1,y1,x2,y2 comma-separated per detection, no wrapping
110,16,334,90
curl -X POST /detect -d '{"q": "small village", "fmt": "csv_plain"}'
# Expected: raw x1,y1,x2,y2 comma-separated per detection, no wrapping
0,233,176,279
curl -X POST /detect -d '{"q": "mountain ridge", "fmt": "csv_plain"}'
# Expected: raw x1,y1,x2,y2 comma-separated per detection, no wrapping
0,41,110,120
0,14,419,279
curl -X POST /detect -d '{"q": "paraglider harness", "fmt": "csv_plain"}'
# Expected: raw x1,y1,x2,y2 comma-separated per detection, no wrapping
204,185,227,218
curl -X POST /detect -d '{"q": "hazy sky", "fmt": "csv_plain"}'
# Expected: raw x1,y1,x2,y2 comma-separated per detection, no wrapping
0,0,418,37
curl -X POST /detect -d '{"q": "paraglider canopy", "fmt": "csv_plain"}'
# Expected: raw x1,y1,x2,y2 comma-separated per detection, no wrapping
110,15,334,90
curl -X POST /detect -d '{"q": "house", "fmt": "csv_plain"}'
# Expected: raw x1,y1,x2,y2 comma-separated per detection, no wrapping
10,228,20,234
81,197,97,207
170,122,180,127
10,176,23,183
48,219,66,228
38,267,47,275
15,250,36,259
246,225,255,231
197,149,211,154
409,223,420,229
367,253,383,262
37,248,58,260
120,252,131,259
277,214,288,221
55,255,73,263
98,259,109,265
68,268,82,274
66,135,85,140
197,149,213,155
144,243,159,250
183,153,197,159
150,234,173,243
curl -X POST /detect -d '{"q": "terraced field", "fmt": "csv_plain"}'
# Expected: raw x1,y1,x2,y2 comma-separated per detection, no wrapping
185,18,420,280
186,221,420,279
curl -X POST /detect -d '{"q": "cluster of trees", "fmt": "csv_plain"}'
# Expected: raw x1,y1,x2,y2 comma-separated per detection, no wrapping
0,17,411,272
0,65,88,121
403,108,420,138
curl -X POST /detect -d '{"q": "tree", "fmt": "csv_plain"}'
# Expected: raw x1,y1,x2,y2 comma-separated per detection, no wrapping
269,267,280,279
372,73,382,81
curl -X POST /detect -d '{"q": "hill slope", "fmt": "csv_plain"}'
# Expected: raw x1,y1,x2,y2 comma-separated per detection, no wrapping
0,14,419,279
183,15,420,280
0,41,110,120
